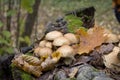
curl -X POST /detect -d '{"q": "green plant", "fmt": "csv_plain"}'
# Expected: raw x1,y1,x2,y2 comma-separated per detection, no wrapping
21,0,35,13
21,72,32,80
0,30,13,55
65,15,83,33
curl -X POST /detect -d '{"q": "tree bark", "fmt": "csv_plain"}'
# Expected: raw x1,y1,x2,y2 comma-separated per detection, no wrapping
6,0,12,31
21,0,41,47
16,0,21,48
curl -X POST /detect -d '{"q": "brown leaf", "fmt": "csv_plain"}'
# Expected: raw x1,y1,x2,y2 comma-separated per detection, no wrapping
12,55,42,77
77,27,107,54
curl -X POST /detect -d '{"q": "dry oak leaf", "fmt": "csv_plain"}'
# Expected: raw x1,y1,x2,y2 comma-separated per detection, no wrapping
76,27,107,54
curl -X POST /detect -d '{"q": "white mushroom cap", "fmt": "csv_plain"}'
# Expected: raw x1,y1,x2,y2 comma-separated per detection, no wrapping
45,41,52,48
39,40,47,47
34,47,52,57
103,46,120,68
118,35,120,40
39,40,52,48
34,47,40,54
53,37,70,46
45,31,63,41
118,42,120,48
64,33,79,44
57,45,75,58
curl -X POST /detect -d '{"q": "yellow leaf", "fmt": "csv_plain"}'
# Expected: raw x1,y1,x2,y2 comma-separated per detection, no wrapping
52,51,61,62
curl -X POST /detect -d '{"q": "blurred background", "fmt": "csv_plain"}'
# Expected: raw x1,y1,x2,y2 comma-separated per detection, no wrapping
0,0,119,55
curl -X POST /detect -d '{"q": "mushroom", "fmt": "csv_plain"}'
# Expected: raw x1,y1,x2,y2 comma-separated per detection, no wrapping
45,31,63,41
34,47,52,57
39,40,47,47
64,33,79,44
41,57,56,71
118,42,120,48
57,45,75,58
53,37,70,46
45,41,52,48
39,40,52,48
105,33,119,43
118,35,120,40
34,47,40,54
103,46,120,68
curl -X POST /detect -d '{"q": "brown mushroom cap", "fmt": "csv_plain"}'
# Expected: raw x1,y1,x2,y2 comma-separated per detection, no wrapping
103,46,120,68
34,47,40,54
39,40,52,48
57,45,75,58
39,40,47,47
64,33,79,44
53,37,70,46
45,31,63,41
45,41,52,48
34,47,52,57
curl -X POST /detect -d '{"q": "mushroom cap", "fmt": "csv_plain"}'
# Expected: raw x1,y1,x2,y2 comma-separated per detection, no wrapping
57,45,75,57
53,37,70,46
103,46,120,68
45,41,52,48
118,35,120,40
34,47,52,57
39,40,47,47
39,40,52,48
34,47,40,54
118,42,120,48
64,33,79,44
45,31,63,41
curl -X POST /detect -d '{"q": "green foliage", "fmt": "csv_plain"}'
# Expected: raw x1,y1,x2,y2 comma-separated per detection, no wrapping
65,15,83,33
19,36,31,46
0,30,13,55
7,10,16,17
11,64,33,80
21,72,32,80
0,21,3,28
2,30,11,38
21,0,35,13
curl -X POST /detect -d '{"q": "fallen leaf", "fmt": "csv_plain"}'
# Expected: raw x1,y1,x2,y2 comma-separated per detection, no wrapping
12,55,42,77
69,67,79,78
76,27,107,54
22,54,42,66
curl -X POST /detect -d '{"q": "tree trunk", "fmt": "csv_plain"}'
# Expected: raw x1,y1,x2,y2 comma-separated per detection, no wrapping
20,0,41,47
6,0,12,31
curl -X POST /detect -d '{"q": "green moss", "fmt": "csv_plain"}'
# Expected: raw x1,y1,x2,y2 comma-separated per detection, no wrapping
11,63,33,80
21,72,33,80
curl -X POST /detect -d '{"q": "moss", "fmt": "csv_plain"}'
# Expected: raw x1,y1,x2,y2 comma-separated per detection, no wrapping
21,72,33,80
11,63,33,80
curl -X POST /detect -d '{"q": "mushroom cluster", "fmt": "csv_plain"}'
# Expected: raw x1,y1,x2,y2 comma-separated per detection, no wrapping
12,30,79,77
34,30,79,58
12,28,120,78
